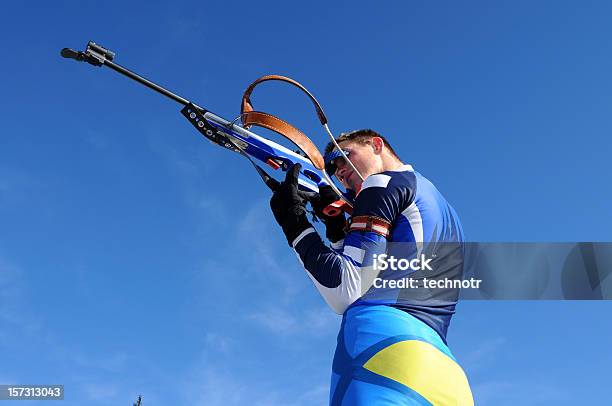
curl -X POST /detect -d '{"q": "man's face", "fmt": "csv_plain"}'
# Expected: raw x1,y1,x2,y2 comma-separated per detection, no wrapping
333,139,383,192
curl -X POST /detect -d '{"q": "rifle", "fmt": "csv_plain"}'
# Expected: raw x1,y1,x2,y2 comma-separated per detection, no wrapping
61,41,352,216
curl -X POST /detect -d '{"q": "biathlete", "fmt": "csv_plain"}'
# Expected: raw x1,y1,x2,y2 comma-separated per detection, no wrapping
270,129,474,405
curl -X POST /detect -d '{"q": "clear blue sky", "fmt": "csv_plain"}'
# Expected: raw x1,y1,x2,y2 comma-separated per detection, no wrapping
1,1,611,404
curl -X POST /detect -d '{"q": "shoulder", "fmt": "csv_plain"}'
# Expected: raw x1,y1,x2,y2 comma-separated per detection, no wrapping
360,164,417,198
353,165,417,221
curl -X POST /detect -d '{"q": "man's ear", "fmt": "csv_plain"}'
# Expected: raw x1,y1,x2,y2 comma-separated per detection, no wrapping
371,137,385,154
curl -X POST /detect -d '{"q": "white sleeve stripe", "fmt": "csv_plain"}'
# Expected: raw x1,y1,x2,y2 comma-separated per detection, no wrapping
343,245,365,264
361,174,391,190
331,239,344,251
291,227,316,247
402,202,424,252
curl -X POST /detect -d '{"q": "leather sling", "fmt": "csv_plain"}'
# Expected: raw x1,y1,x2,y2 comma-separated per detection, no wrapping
240,74,327,171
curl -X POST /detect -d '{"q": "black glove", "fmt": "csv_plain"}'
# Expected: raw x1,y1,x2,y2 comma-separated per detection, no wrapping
270,164,313,246
311,185,347,243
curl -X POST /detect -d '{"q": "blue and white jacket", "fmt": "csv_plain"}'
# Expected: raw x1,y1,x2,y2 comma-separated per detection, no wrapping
292,164,464,341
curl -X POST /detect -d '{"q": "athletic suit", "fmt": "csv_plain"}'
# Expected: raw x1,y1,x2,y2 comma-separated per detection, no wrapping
292,164,473,405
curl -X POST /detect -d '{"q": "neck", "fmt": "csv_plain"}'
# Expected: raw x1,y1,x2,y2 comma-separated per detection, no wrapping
381,155,404,172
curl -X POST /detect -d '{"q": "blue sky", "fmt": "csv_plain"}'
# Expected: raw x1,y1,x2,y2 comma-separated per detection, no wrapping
1,1,611,404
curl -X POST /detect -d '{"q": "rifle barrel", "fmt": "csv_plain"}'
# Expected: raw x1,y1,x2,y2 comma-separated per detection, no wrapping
102,58,206,112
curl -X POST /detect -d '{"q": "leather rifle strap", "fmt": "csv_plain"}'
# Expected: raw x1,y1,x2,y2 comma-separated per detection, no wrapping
241,75,328,124
241,111,325,170
240,75,328,170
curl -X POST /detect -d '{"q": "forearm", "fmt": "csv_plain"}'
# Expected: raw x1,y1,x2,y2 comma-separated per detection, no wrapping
293,228,385,314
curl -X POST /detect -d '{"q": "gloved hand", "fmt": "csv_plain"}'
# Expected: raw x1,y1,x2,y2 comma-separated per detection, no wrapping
311,185,347,243
270,164,313,246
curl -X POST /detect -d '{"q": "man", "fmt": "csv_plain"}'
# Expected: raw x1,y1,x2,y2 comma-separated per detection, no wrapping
270,129,473,405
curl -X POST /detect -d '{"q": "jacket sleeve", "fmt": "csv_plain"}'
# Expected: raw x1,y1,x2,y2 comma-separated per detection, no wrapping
291,172,414,314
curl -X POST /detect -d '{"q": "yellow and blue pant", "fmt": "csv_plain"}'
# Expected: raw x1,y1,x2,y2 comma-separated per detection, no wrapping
330,305,473,405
